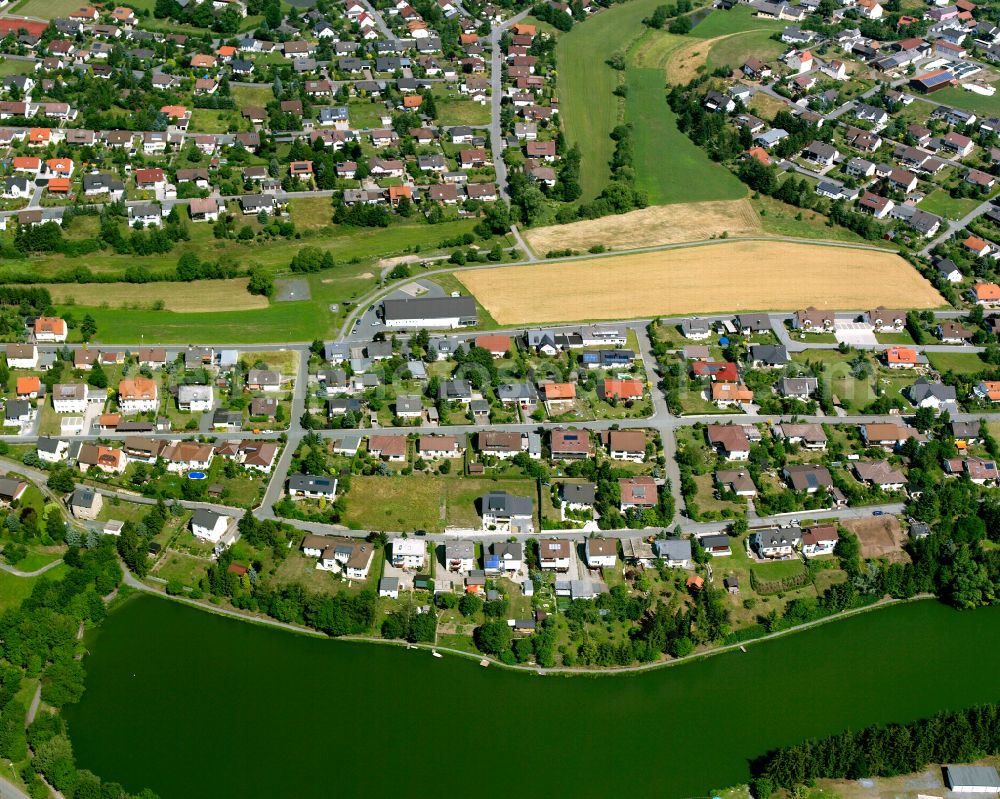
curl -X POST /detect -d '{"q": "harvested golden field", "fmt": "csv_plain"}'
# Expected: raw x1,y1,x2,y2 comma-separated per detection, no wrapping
456,241,944,324
524,200,761,253
43,278,268,313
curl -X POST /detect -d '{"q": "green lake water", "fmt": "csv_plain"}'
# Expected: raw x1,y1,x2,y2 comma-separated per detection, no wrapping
64,596,1000,799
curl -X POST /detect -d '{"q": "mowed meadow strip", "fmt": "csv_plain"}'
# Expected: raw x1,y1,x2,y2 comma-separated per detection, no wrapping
455,241,945,324
524,200,762,253
40,279,269,313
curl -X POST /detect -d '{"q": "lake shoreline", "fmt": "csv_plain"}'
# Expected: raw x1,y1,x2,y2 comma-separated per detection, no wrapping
66,596,1000,799
117,577,937,677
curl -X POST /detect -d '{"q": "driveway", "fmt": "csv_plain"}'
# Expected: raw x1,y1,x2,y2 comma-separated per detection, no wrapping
835,321,877,348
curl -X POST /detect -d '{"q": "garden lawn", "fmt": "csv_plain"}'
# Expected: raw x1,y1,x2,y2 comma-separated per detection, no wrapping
230,85,275,108
188,108,234,134
0,60,36,76
625,67,746,205
918,189,983,221
288,197,333,229
752,558,807,581
435,98,490,127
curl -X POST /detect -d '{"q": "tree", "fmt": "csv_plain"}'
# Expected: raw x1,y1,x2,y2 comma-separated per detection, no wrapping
473,619,511,654
46,468,75,494
87,361,108,389
458,593,482,617
80,314,97,343
247,267,274,297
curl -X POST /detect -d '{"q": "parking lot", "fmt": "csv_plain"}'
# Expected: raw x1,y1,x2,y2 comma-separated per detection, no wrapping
834,321,877,347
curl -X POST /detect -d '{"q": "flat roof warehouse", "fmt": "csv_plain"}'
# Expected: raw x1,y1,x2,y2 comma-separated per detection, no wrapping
381,296,477,328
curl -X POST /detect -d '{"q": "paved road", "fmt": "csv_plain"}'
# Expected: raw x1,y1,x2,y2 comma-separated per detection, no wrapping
0,558,63,578
920,198,993,257
488,9,531,202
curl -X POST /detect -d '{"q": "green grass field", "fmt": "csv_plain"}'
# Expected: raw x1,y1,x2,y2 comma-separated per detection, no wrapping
188,109,234,134
918,189,983,221
344,475,537,533
927,350,986,375
556,0,665,201
0,564,66,612
0,60,35,76
705,29,785,73
8,218,483,280
626,67,746,204
230,85,275,108
8,0,83,18
924,85,1000,118
690,5,785,37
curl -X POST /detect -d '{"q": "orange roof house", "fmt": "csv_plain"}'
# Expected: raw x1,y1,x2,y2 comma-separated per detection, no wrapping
686,575,705,590
160,105,189,120
15,377,40,398
217,45,236,57
976,381,1000,402
513,22,536,35
474,335,511,356
118,376,158,402
45,158,73,176
964,235,991,256
974,282,1000,303
544,383,576,402
712,382,754,405
403,94,423,108
34,317,66,340
190,54,217,68
745,146,771,165
885,346,918,367
603,379,644,400
28,128,50,145
12,156,40,172
47,178,71,194
388,185,412,205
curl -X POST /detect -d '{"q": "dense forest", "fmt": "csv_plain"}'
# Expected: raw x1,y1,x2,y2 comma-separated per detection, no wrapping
0,541,160,798
752,703,1000,797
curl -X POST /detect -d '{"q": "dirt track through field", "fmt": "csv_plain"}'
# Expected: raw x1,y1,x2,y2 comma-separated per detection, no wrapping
455,240,944,324
524,201,760,253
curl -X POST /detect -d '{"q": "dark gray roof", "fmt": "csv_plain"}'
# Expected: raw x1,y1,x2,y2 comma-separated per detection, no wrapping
36,436,64,454
562,482,596,504
288,473,337,494
445,540,475,559
482,490,532,517
382,296,477,323
654,539,692,560
750,344,789,364
946,766,1000,790
192,508,223,528
70,486,99,508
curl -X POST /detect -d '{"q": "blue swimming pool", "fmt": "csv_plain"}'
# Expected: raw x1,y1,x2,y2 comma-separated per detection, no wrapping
187,471,207,480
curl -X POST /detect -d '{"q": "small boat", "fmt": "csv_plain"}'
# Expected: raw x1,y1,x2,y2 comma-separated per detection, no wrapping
740,645,747,653
479,658,489,668
431,650,442,658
